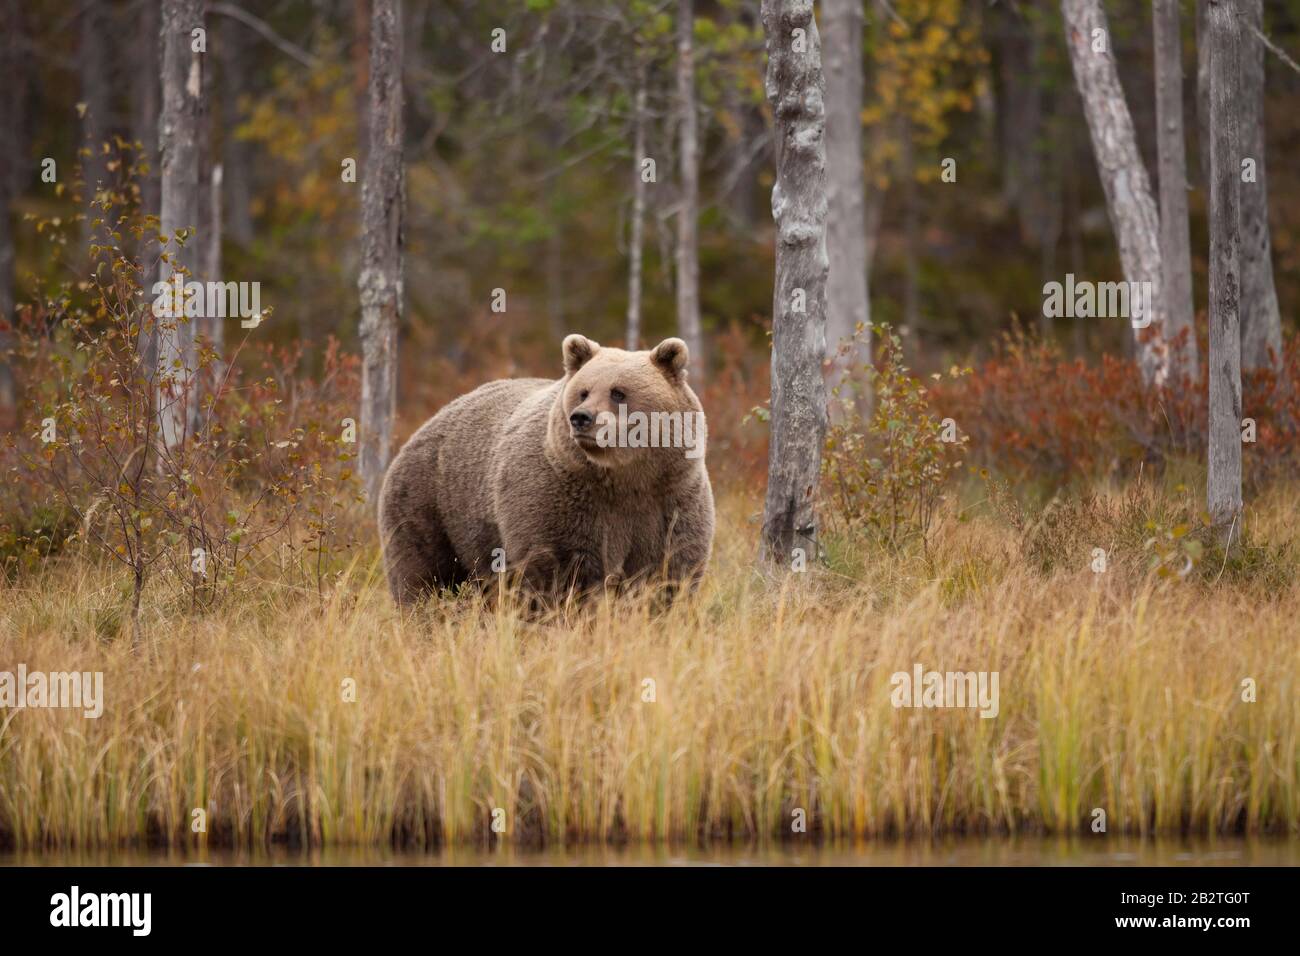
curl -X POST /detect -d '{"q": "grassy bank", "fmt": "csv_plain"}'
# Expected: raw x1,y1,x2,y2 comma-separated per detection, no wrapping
1,483,1297,849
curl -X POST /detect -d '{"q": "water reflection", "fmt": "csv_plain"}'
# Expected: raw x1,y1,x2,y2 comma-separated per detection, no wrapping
3,836,1296,867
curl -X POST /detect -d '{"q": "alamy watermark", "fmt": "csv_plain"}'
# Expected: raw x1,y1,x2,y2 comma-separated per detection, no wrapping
890,663,999,719
594,405,705,460
1042,274,1152,329
0,665,103,719
50,886,151,936
151,273,263,327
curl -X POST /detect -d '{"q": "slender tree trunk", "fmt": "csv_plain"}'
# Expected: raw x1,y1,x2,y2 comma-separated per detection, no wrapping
204,163,224,374
900,116,919,336
1206,0,1243,546
863,120,884,285
158,0,205,450
722,85,760,231
759,0,829,565
732,96,766,231
1061,0,1169,385
1016,14,1048,248
626,59,648,351
133,0,161,202
0,0,23,424
991,2,1034,211
1066,114,1088,358
358,0,404,503
196,18,216,410
1153,0,1199,376
133,0,161,372
676,0,703,377
1239,0,1282,372
79,0,111,200
219,31,254,246
1195,0,1211,187
864,176,883,279
1033,18,1066,339
544,122,566,343
79,0,112,275
822,0,869,417
1036,174,1063,339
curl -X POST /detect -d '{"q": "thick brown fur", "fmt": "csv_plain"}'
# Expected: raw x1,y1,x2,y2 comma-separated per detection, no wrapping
378,335,715,607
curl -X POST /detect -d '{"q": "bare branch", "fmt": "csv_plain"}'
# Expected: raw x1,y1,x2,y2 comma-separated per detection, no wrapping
208,1,319,69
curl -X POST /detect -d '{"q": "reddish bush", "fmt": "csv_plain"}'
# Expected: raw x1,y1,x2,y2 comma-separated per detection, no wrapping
934,326,1300,486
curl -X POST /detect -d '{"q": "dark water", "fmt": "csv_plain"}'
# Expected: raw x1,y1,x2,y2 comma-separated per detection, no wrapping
4,837,1296,866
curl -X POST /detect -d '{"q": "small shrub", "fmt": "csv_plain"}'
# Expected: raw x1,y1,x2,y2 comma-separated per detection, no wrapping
823,323,969,555
3,143,362,632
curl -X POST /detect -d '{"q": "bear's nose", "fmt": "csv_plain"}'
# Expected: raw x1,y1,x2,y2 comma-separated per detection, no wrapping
569,410,593,430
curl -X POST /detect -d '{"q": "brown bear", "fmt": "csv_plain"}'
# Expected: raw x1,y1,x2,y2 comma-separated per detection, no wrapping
378,334,715,606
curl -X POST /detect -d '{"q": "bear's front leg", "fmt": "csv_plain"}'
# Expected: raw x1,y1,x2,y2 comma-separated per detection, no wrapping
500,535,606,602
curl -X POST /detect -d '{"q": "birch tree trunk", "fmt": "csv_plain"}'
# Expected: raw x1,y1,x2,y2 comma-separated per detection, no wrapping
1061,0,1169,385
1153,0,1198,376
626,59,648,351
358,0,404,503
1207,0,1243,546
759,0,829,565
158,0,204,450
1239,0,1282,372
822,0,869,417
675,0,703,376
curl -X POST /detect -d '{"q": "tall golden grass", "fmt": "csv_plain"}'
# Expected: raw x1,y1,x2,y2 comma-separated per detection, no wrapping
1,484,1297,850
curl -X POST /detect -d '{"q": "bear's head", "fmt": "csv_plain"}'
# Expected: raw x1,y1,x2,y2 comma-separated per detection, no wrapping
557,333,706,471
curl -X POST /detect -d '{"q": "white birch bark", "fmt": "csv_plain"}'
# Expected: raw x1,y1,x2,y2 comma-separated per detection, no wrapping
675,0,703,376
358,0,404,502
759,0,829,565
822,0,869,416
157,0,205,449
1061,0,1170,385
1206,0,1243,545
626,59,648,351
1239,0,1283,372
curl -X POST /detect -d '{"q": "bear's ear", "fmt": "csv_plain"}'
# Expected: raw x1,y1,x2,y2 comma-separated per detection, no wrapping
651,338,689,382
562,334,600,374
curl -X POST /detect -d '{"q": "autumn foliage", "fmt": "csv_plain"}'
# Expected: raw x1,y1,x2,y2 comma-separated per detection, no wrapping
932,325,1300,487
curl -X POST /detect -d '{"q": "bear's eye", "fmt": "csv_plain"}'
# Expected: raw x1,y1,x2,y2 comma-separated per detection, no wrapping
610,388,626,404
579,390,590,401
